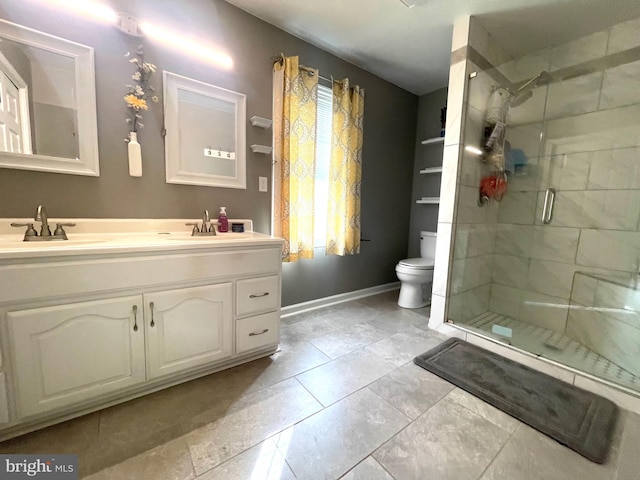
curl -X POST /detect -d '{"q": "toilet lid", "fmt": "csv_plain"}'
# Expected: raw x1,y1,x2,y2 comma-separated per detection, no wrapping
398,258,434,269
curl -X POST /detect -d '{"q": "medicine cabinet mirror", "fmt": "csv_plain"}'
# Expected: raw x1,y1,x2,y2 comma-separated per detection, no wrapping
0,19,99,176
163,71,246,189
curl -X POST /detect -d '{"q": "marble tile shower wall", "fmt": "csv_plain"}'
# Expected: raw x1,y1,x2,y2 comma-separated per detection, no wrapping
447,16,640,331
446,21,512,325
485,16,640,334
567,272,640,379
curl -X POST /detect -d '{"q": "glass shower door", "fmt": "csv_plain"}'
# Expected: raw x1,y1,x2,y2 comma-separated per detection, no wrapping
451,15,640,394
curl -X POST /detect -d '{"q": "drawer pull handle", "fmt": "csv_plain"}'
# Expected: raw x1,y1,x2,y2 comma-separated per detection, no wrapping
249,328,269,336
149,301,155,328
132,305,138,332
249,292,270,299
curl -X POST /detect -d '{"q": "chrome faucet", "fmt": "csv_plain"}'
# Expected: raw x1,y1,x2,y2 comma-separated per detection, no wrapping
10,205,75,241
35,205,51,237
201,209,211,233
185,209,217,236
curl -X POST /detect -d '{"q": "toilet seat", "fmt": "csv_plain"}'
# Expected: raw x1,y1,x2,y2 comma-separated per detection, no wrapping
397,258,434,270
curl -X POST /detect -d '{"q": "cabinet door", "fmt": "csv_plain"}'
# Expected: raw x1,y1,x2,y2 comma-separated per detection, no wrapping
8,296,145,418
145,283,232,379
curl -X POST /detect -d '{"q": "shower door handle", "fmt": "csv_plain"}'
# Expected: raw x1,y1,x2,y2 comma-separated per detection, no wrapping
542,188,556,224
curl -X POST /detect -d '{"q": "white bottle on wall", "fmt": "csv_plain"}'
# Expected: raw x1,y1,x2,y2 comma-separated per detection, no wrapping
128,132,142,177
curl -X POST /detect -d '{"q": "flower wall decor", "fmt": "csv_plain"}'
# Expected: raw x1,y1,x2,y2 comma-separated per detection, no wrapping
124,45,157,176
124,45,158,138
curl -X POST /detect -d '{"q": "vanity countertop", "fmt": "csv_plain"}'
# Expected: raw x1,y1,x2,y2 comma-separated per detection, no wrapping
0,218,283,260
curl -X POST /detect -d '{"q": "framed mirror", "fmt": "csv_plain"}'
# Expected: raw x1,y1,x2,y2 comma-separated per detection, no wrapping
163,71,246,189
0,19,99,176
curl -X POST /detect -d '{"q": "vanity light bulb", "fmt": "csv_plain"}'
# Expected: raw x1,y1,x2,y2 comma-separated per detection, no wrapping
139,21,233,70
39,0,118,24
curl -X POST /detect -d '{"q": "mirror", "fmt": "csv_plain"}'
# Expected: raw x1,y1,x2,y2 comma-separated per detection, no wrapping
164,71,246,189
0,19,99,176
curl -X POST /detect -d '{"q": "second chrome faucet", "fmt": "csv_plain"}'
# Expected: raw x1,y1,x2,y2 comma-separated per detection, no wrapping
185,209,217,236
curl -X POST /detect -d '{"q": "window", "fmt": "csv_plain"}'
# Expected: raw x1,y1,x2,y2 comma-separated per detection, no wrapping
313,83,332,247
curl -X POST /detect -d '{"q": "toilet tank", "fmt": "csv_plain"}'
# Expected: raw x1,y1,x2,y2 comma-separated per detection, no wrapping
420,231,437,260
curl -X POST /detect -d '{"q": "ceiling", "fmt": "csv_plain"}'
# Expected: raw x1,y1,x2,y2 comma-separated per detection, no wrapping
223,0,640,96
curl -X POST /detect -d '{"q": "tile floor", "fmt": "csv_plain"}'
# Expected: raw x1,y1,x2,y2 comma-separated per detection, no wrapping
1,291,639,479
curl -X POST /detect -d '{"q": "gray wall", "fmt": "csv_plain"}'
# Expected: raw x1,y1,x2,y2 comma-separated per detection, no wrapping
407,87,447,257
0,0,418,307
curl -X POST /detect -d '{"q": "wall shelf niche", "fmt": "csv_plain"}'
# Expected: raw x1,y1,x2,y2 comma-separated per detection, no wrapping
250,144,272,154
420,166,443,174
250,116,272,129
421,136,445,145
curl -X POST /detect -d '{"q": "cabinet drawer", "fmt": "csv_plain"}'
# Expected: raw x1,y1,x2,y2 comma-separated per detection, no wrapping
236,311,280,354
236,275,280,317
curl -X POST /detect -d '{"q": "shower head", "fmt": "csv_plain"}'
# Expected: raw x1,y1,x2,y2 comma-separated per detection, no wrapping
509,90,533,108
514,71,552,94
507,71,552,108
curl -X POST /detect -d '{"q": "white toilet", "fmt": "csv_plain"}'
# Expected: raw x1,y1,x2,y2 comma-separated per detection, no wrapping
395,231,436,308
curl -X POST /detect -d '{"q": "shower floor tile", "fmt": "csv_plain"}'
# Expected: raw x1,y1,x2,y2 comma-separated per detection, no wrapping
464,312,640,393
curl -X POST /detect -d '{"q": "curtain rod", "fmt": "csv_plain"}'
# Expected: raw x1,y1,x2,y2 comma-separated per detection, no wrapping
272,54,343,84
299,64,334,83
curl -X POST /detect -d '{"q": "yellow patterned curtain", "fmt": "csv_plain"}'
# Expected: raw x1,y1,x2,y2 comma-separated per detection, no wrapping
326,79,365,256
273,56,318,262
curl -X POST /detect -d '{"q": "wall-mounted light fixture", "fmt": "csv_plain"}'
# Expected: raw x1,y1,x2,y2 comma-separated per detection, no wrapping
28,0,234,70
115,12,142,37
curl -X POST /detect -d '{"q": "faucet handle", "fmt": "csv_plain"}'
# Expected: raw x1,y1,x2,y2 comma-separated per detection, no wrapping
11,222,38,238
54,223,76,238
185,222,200,235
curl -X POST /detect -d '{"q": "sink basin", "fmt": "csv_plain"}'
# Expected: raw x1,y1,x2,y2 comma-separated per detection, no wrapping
0,237,108,248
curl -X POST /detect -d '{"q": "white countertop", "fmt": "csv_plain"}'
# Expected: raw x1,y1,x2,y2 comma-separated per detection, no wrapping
0,218,283,260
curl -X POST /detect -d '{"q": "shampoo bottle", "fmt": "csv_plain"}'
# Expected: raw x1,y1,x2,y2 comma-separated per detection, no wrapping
218,207,229,233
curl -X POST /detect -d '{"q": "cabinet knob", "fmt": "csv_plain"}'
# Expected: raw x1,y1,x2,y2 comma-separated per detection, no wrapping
249,292,270,299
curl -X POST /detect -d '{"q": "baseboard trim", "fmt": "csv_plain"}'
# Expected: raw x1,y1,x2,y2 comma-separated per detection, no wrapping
281,282,400,318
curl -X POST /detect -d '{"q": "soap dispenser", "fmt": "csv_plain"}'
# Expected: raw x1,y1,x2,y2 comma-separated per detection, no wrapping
218,207,229,233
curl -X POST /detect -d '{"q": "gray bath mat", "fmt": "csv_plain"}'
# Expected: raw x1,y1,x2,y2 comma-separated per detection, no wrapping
414,338,618,463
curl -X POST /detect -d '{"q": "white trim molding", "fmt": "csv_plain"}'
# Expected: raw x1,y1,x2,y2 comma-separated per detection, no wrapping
281,282,400,318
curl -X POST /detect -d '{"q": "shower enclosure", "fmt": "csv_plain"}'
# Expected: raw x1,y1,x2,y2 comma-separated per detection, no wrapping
448,16,640,394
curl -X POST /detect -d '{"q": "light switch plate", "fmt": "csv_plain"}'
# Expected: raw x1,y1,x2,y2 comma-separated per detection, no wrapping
259,176,268,192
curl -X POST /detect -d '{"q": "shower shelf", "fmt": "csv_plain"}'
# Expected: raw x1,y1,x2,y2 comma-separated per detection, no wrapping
421,137,445,145
420,166,443,174
416,197,440,204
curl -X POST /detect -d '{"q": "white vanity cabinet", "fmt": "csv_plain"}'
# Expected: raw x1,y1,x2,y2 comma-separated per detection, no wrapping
0,231,283,439
8,296,147,418
8,283,235,419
